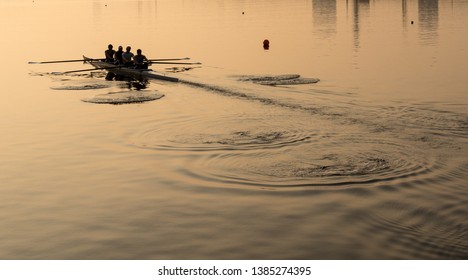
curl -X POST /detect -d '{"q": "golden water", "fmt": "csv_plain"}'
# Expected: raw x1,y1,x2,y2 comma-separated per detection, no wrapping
0,0,467,259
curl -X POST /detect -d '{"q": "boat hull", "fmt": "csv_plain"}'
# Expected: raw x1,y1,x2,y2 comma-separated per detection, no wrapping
83,56,179,82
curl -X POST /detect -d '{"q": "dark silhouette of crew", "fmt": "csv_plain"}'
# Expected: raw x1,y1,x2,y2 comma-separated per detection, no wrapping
122,46,134,66
105,44,116,62
133,49,149,69
114,46,124,65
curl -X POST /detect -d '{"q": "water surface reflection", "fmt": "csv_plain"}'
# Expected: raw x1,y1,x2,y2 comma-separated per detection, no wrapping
313,0,337,38
419,0,439,45
351,0,370,50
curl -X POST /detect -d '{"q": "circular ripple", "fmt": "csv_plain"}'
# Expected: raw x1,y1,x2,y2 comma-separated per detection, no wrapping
168,129,313,151
177,137,438,189
128,109,441,190
129,114,321,152
132,128,314,151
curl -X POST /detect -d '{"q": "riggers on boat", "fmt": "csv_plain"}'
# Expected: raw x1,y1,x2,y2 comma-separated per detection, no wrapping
83,56,179,82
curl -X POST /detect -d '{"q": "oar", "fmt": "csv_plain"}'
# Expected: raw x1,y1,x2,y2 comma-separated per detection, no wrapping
51,66,121,75
150,61,202,65
28,58,105,64
148,57,190,62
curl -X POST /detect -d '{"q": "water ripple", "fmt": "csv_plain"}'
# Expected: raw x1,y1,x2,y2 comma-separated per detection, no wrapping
167,130,313,151
129,114,320,152
359,201,468,259
176,137,438,189
379,106,468,138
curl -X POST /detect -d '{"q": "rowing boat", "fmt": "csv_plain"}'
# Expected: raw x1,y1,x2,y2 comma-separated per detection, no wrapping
83,56,179,82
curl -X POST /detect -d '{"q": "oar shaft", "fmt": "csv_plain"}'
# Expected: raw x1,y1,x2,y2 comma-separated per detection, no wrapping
151,62,201,65
29,58,105,64
51,66,120,75
149,57,190,62
31,58,191,64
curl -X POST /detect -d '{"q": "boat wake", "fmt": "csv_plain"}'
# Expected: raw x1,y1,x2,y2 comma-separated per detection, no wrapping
177,77,329,116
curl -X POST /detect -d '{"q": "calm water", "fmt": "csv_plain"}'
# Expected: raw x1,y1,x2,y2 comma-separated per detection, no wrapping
1,0,467,259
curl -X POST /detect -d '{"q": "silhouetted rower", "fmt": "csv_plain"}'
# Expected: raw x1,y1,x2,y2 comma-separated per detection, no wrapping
105,44,116,62
122,46,134,67
114,45,124,65
133,49,149,69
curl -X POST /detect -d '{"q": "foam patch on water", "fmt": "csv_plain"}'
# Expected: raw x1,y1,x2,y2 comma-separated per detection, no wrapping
82,91,164,104
235,74,320,86
51,84,111,90
236,74,301,82
256,78,320,86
